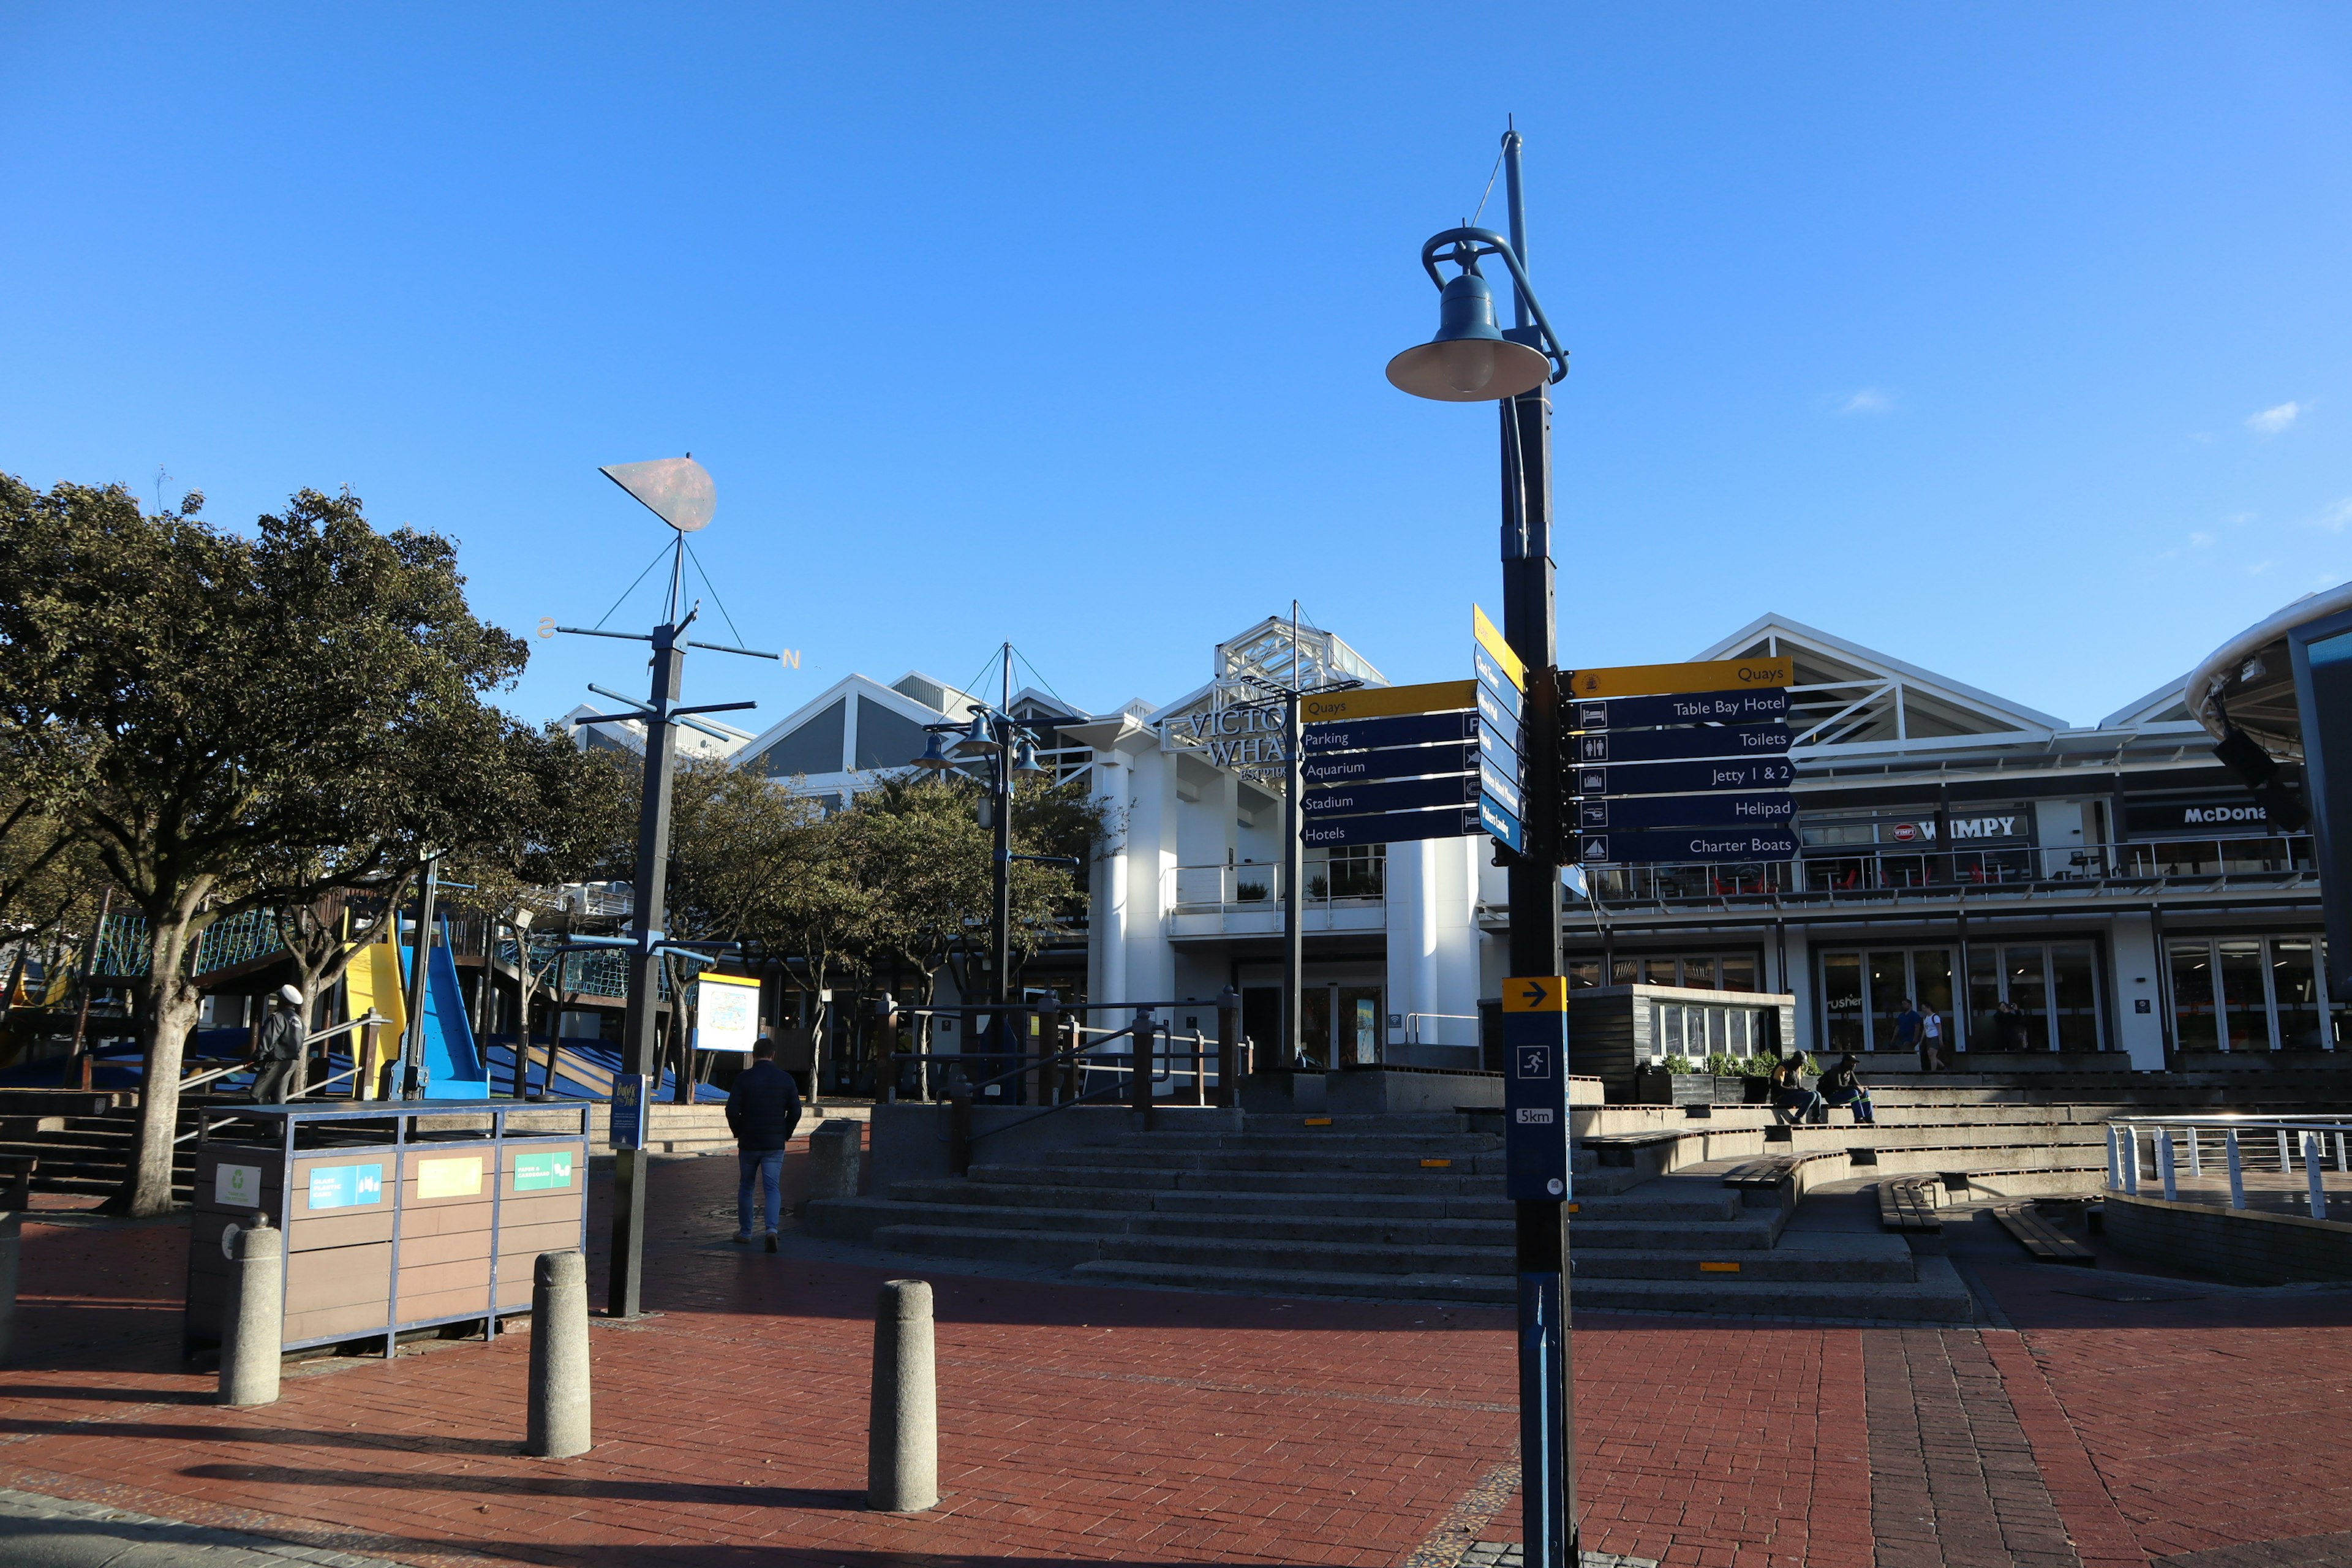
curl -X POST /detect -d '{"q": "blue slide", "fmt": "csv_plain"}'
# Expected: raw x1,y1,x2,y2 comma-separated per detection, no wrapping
405,927,488,1099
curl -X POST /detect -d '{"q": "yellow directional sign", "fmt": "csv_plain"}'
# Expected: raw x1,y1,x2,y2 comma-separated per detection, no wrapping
1301,680,1477,725
1561,657,1793,701
1472,605,1526,690
1504,975,1570,1012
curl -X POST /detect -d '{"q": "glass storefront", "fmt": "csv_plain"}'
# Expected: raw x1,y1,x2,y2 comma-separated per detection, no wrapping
1823,941,2100,1051
2168,935,2340,1050
1564,952,1761,991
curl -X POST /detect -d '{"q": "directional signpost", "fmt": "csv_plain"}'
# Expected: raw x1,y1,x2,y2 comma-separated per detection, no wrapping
1502,973,1570,1568
1289,609,1533,858
1558,660,1798,867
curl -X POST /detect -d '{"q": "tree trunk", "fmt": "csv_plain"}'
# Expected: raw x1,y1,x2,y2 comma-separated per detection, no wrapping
115,914,201,1216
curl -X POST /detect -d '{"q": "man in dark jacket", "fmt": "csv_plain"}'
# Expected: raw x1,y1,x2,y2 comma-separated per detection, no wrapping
726,1037,803,1253
251,986,306,1103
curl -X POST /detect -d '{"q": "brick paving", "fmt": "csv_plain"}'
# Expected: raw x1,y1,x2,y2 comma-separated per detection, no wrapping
4,1161,2352,1567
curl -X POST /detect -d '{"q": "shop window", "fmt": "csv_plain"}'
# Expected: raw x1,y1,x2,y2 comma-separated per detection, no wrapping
1718,956,1758,992
1323,845,1385,899
2168,936,2340,1052
1681,956,1717,990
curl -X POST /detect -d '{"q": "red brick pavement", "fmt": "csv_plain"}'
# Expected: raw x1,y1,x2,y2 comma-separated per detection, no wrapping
3,1159,2351,1567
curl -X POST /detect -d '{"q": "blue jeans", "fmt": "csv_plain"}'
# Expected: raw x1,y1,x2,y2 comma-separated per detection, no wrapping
1822,1089,1874,1124
737,1148,785,1238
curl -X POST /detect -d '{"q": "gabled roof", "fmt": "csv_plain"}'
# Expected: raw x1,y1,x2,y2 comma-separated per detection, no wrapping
564,703,754,761
2098,676,2197,731
731,673,952,778
1694,613,2065,753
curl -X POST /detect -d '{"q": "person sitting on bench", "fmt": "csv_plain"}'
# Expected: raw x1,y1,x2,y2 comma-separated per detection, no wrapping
1817,1053,1875,1124
1769,1054,1822,1127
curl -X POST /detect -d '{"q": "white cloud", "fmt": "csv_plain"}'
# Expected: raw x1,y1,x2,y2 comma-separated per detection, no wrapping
2226,511,2256,527
2247,401,2302,435
1835,388,1894,417
2189,531,2215,548
2248,560,2275,575
2316,498,2352,532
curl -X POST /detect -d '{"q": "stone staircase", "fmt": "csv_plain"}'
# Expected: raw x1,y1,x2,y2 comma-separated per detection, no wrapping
807,1111,1971,1321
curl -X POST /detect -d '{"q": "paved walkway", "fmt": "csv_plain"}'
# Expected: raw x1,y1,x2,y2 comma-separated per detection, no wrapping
4,1155,2351,1567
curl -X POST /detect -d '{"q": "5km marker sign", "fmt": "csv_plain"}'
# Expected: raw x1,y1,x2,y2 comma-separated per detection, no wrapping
1502,977,1570,1202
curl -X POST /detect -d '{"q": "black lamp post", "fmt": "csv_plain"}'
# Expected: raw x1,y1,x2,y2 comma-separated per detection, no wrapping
913,644,1060,1078
1388,127,1577,1568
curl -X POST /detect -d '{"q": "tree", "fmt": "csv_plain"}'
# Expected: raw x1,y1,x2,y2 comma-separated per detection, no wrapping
0,477,537,1214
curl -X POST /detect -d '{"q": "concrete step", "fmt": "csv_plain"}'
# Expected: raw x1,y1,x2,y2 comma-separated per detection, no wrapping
968,1163,1503,1196
869,1223,1515,1276
1102,1131,1505,1154
1028,1147,1505,1175
1064,1256,1973,1319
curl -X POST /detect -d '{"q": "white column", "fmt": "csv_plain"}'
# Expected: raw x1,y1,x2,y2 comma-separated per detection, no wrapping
2109,913,2165,1070
1091,753,1128,1006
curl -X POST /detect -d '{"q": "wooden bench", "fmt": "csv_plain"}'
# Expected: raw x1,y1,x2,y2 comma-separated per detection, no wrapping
1877,1177,1943,1233
1580,1130,1689,1168
1720,1150,1837,1191
1991,1202,2095,1266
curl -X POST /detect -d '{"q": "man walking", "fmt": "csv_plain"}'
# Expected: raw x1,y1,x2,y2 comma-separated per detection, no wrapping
1891,997,1923,1065
251,985,306,1103
726,1036,802,1253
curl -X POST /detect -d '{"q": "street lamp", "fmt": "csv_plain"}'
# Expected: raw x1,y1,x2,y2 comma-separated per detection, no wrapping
1389,127,1577,1568
911,644,1079,1091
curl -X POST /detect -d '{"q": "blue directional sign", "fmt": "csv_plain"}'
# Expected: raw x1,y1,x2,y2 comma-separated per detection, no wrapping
1300,805,1480,849
1573,722,1789,766
1577,791,1795,831
1479,759,1525,818
1301,709,1477,753
1474,681,1518,737
1305,741,1476,787
1480,793,1526,853
1474,646,1523,722
1480,718,1521,772
1304,773,1478,817
1576,827,1798,864
1569,687,1788,731
1502,977,1570,1201
1575,758,1793,797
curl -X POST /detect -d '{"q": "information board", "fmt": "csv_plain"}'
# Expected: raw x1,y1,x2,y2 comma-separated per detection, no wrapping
692,972,761,1053
1501,976,1570,1201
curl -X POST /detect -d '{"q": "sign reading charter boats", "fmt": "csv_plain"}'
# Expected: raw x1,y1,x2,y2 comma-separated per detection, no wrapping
1296,608,1528,851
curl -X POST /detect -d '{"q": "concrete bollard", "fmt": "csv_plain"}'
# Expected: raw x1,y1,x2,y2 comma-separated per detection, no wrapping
810,1120,862,1200
867,1278,938,1512
528,1250,591,1458
219,1220,284,1406
2306,1134,2328,1220
0,1205,19,1366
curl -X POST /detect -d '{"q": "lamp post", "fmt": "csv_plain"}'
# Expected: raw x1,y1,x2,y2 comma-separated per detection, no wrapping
1388,127,1577,1568
913,644,1063,1085
557,456,781,1320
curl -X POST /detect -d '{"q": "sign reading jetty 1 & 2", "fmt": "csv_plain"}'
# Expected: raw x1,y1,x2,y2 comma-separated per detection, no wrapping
1558,656,1798,866
1297,607,1529,853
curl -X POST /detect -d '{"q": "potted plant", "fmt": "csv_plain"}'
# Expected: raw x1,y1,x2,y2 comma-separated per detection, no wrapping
1235,880,1268,902
1635,1054,1716,1107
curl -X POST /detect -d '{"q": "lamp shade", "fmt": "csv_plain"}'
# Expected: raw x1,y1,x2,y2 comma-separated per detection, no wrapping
1012,737,1046,777
911,731,955,769
1385,272,1550,402
952,712,1000,756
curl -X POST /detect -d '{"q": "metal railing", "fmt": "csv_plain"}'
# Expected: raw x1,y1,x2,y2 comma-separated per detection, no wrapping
1166,862,1384,915
1400,1011,1481,1049
1575,833,2318,909
2106,1114,2352,1219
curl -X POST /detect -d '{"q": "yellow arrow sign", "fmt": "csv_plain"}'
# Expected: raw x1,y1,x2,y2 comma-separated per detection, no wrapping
1504,975,1570,1013
1472,605,1526,690
1561,657,1793,701
1300,680,1477,725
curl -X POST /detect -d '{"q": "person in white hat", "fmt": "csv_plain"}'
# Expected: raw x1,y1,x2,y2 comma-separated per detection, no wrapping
251,984,307,1103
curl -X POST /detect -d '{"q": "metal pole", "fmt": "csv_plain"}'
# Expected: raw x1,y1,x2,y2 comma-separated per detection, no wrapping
608,549,687,1321
400,859,441,1098
1499,124,1574,1568
1284,684,1305,1067
66,886,111,1091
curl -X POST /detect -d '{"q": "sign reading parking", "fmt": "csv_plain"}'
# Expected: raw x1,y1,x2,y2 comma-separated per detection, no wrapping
1502,976,1570,1202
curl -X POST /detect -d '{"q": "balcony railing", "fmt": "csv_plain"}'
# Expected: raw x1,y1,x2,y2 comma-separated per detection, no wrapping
1166,863,1384,917
1576,834,2317,909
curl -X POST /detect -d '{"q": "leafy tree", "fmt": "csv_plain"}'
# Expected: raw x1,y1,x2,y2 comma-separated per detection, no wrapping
0,478,537,1214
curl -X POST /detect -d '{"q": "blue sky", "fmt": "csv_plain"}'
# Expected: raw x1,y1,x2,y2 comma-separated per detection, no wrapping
4,5,2348,733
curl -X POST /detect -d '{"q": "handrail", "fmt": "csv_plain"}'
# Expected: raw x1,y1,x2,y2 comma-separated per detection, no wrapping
2105,1112,2351,1218
177,1011,393,1096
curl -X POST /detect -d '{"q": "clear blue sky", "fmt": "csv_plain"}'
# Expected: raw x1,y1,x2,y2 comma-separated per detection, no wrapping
4,6,2348,732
